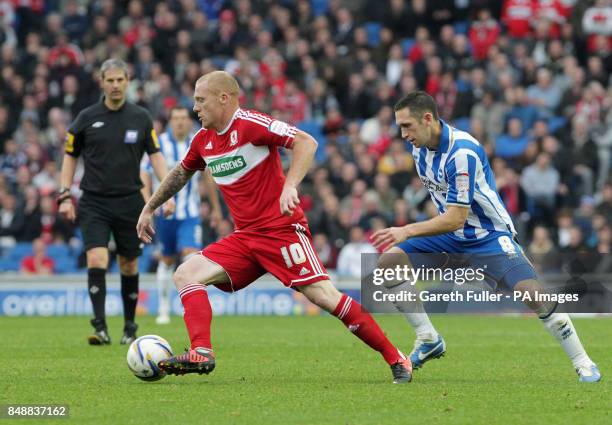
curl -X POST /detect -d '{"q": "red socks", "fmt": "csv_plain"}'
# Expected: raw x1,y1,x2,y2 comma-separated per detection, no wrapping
178,286,400,365
333,294,402,365
178,284,212,350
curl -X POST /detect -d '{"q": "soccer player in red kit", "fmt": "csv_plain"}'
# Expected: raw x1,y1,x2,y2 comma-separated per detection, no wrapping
136,71,412,383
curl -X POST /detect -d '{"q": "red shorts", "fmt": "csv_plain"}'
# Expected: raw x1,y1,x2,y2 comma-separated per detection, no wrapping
201,223,329,292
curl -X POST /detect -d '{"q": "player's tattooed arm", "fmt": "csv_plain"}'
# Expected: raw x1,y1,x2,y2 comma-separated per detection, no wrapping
145,164,195,212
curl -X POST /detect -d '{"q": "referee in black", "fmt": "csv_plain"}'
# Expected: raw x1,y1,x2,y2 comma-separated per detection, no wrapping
58,58,173,345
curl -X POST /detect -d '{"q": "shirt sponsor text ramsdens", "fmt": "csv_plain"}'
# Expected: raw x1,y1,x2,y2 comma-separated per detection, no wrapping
208,156,247,177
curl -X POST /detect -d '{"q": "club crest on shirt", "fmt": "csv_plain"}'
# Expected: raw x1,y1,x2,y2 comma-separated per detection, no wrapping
230,130,238,146
124,130,138,144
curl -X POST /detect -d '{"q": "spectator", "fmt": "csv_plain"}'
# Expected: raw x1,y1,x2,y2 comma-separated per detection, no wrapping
373,173,398,213
505,86,540,132
273,80,308,124
343,73,372,119
336,226,377,278
469,8,500,61
595,224,611,254
527,225,559,273
359,106,393,145
582,1,612,54
520,152,560,222
312,233,337,269
20,238,54,275
556,209,575,248
358,190,388,231
0,139,27,186
333,7,355,49
495,117,530,161
502,0,534,38
557,66,586,118
340,179,368,225
18,186,42,242
567,117,599,197
210,10,240,57
496,165,525,218
471,90,508,140
560,225,592,257
0,193,24,248
383,0,417,39
526,67,563,116
378,139,414,177
402,175,429,211
62,0,88,42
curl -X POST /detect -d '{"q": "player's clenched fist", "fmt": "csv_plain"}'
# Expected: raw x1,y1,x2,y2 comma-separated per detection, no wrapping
279,184,300,216
136,207,156,243
371,226,410,251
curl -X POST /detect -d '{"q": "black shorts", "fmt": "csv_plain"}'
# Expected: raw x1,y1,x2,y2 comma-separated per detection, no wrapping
79,191,145,258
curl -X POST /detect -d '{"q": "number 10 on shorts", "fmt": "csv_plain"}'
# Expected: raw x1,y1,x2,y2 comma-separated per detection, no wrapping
280,243,307,268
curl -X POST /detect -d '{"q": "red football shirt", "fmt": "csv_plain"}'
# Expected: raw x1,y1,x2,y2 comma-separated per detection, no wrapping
21,256,54,274
501,0,534,38
181,108,308,230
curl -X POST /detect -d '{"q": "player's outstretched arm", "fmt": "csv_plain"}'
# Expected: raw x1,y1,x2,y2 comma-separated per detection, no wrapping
137,164,195,242
280,130,317,216
372,206,469,251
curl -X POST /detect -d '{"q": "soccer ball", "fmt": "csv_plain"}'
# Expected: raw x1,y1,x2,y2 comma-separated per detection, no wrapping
126,335,173,381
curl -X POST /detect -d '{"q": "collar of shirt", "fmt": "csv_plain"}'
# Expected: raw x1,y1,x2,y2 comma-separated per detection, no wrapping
100,96,127,112
437,119,451,153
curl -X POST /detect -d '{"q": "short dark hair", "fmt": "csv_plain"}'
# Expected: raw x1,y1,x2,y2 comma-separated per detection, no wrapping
394,91,439,120
168,106,190,119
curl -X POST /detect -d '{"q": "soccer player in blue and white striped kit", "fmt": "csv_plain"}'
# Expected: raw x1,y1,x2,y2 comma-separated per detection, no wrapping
141,106,221,324
372,91,601,382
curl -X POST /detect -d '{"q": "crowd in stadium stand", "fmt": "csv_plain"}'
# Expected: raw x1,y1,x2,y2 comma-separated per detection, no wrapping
0,0,611,275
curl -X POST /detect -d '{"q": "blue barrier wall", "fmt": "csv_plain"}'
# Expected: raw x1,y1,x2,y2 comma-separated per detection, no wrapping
0,276,361,317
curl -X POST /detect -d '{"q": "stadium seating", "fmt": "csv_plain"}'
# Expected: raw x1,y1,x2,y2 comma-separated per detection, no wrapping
8,242,33,262
453,21,470,35
451,117,472,133
297,120,327,163
311,0,329,17
401,38,416,56
364,22,382,47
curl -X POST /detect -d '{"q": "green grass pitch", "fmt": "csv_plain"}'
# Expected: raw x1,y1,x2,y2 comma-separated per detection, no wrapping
2,315,610,424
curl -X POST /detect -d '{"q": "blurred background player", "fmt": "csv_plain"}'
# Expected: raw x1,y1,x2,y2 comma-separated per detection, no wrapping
141,106,222,325
137,71,413,384
372,91,601,382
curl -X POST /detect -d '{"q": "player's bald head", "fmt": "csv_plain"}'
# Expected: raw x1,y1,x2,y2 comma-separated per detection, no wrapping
196,71,240,98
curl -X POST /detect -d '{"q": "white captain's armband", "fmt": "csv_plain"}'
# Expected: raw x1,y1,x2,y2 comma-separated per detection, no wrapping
268,120,290,136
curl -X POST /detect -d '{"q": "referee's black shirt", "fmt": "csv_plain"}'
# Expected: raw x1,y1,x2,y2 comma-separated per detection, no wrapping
65,99,161,196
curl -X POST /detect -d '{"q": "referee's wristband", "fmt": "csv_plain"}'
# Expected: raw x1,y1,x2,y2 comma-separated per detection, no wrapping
56,194,72,207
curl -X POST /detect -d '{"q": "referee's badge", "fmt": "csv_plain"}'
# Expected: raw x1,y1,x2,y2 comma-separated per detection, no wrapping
124,130,139,144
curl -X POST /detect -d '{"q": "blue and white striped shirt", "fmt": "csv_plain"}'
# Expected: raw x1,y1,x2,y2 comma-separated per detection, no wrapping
143,130,200,220
407,120,516,240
